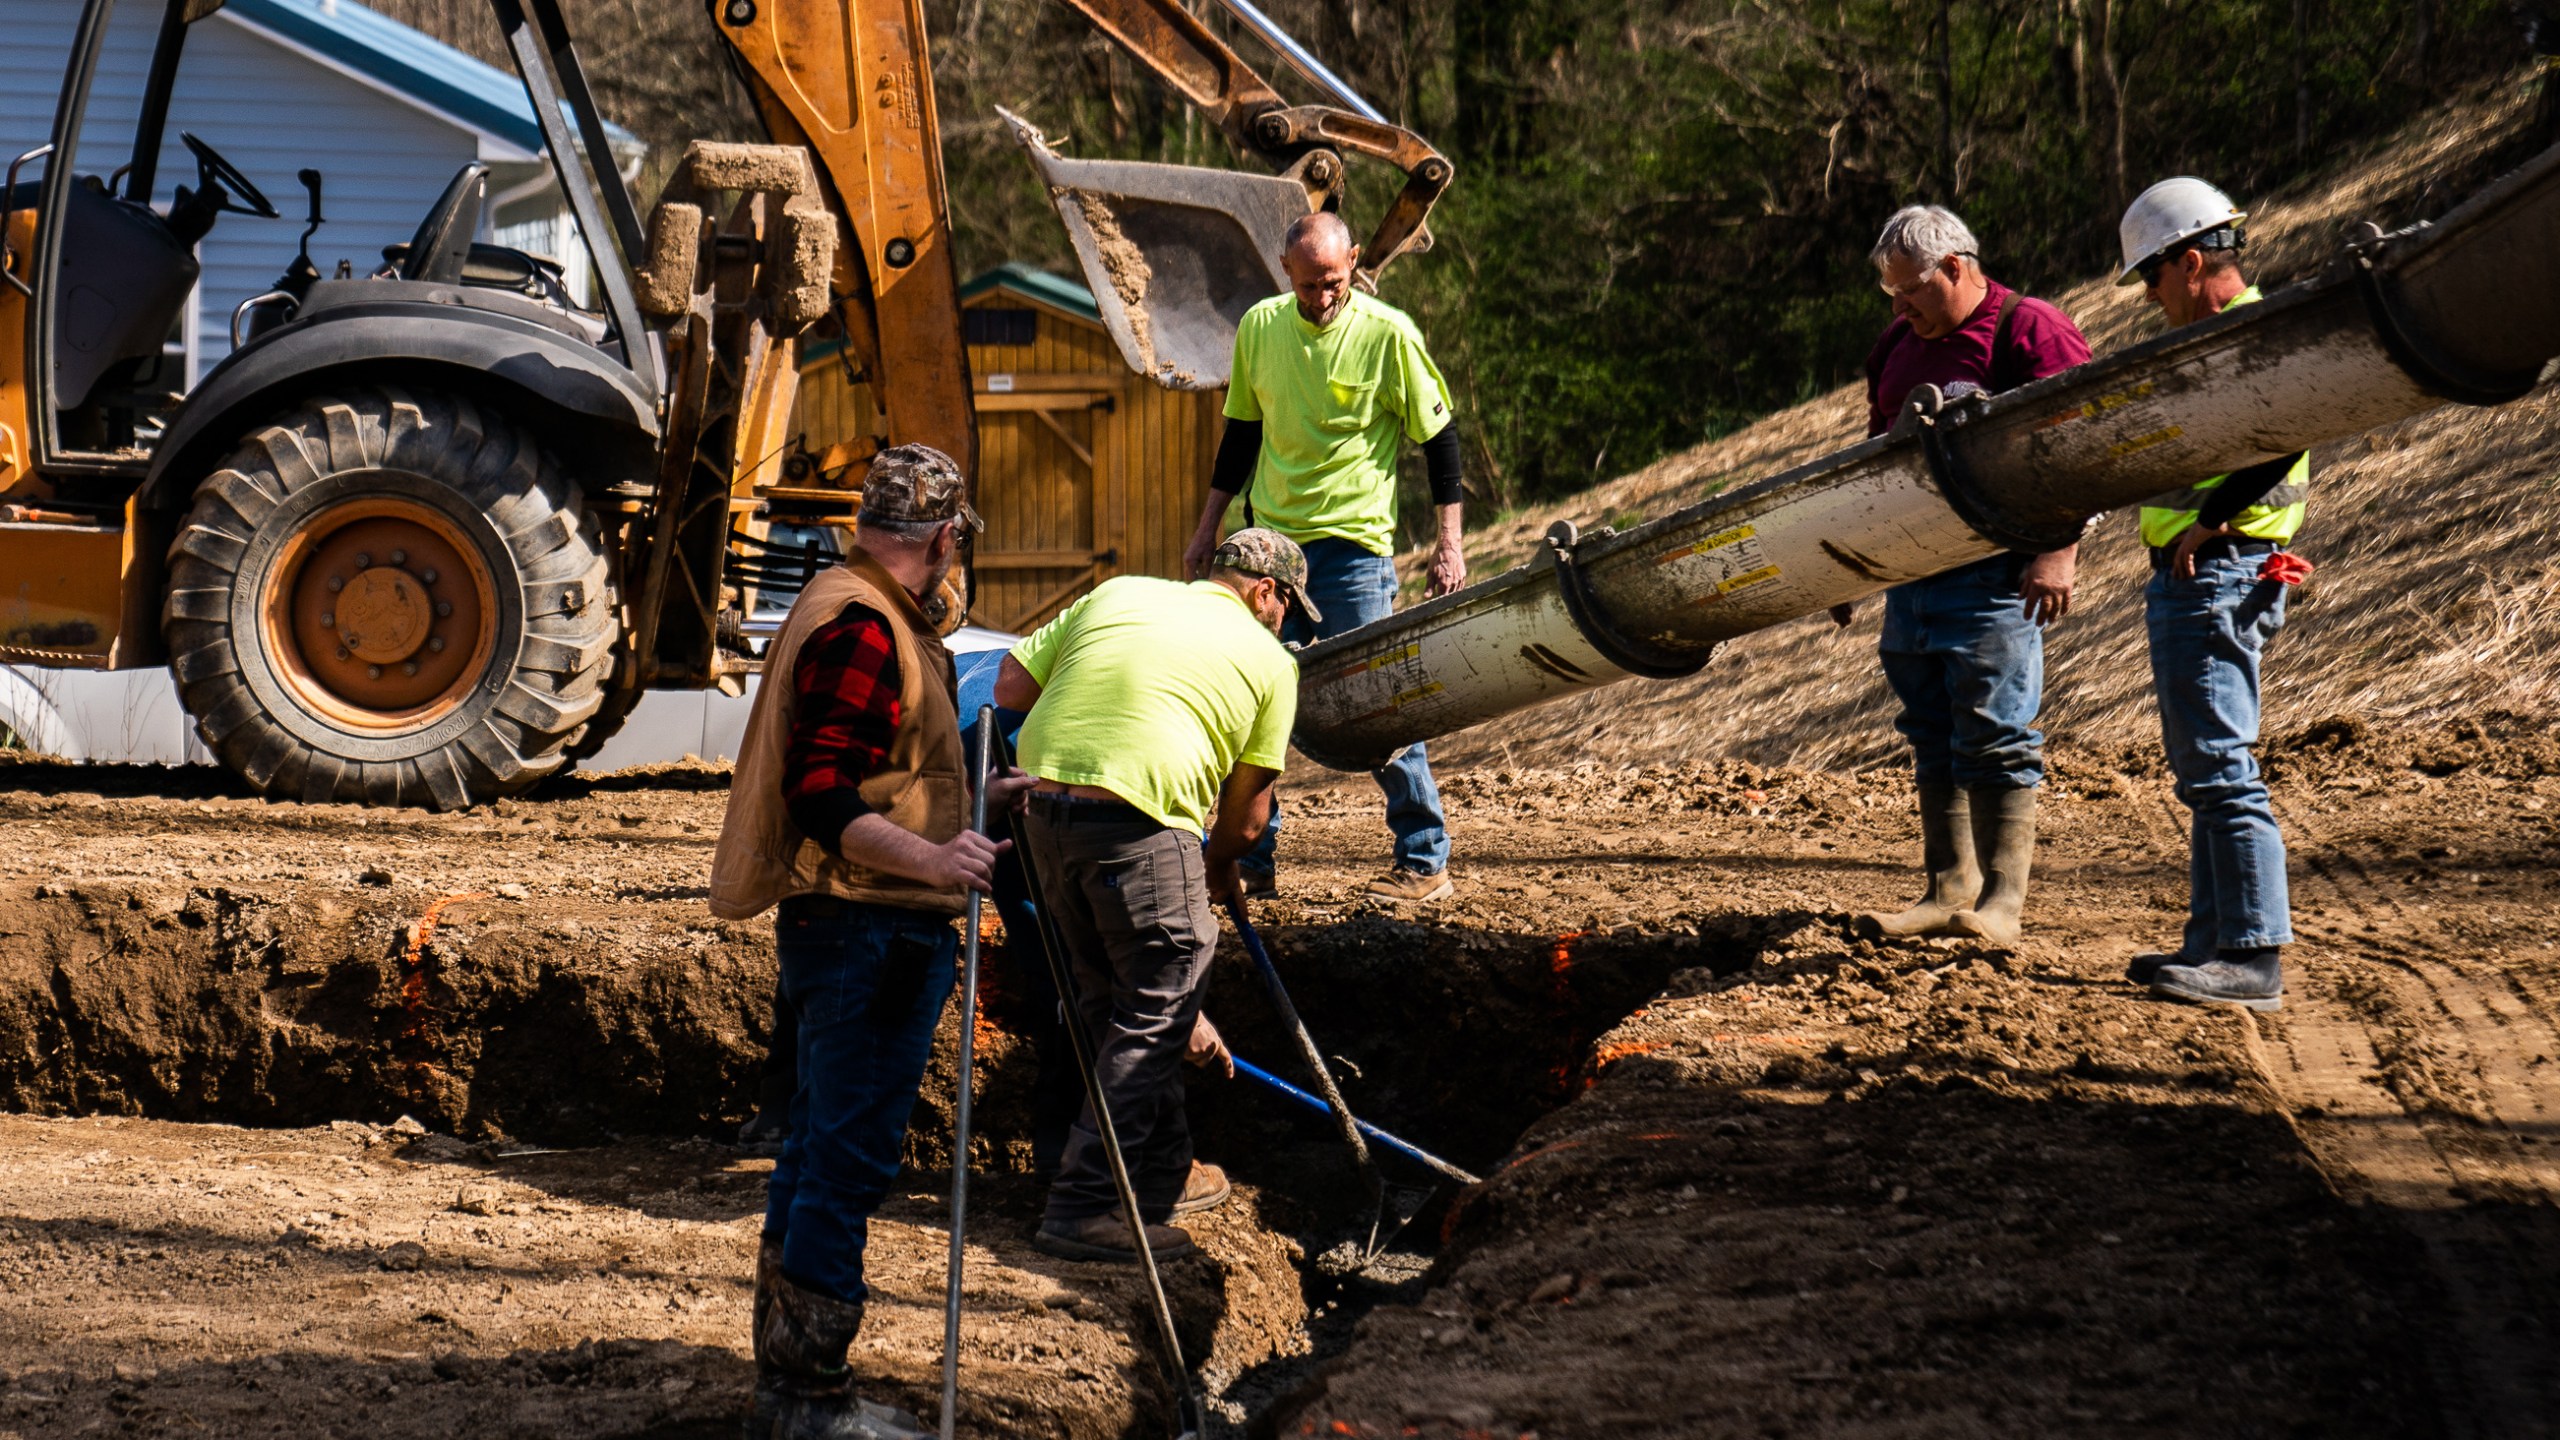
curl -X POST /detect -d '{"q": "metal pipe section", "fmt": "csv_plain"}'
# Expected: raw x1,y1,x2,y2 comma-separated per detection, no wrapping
1204,0,1390,124
1290,140,2560,772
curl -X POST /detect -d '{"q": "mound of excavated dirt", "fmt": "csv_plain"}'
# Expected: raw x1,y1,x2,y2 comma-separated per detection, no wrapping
1399,77,2560,776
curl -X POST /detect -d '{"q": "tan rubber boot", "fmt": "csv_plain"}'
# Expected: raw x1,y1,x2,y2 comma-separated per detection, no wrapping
1855,782,1980,938
1949,786,2038,947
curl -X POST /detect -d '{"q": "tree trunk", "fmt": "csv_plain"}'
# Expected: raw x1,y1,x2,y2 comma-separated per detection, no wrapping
2053,0,2088,126
2087,0,2128,219
1935,0,1958,194
2294,0,2313,163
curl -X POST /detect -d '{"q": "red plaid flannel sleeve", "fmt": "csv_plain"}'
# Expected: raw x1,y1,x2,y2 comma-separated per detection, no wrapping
782,603,902,852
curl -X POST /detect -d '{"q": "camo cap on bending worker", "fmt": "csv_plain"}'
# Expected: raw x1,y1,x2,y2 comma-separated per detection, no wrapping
857,443,982,531
1210,527,1322,624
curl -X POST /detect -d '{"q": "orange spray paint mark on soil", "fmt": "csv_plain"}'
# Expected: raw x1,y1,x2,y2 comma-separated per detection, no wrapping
1546,930,1591,1093
396,891,487,1097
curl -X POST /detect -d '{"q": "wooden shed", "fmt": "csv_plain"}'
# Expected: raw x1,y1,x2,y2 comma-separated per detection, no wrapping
793,263,1230,633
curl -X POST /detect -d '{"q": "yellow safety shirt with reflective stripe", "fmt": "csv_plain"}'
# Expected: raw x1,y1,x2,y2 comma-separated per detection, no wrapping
2138,287,2311,547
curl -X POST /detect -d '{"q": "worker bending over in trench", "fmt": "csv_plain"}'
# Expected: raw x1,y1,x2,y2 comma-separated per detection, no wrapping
1836,205,2093,947
996,529,1308,1263
706,445,1032,1440
1180,210,1465,905
2115,178,2308,1012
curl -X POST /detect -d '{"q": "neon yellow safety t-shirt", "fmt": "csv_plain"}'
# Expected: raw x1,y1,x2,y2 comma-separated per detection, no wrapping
1223,290,1454,557
1010,576,1299,838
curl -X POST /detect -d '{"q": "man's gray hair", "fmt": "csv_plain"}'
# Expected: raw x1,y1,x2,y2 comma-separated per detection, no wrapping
1283,210,1353,257
856,514,950,543
1870,205,1980,274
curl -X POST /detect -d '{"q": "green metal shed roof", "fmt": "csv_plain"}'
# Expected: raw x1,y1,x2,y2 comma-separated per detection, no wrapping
960,262,1099,322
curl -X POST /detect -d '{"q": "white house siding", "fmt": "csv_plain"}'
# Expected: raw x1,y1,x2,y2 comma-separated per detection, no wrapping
2,0,490,378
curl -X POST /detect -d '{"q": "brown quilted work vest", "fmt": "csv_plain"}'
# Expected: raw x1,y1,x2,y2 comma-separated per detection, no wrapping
708,551,966,919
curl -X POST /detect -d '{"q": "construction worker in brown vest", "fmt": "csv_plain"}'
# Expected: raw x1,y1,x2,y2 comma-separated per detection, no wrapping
708,444,1032,1440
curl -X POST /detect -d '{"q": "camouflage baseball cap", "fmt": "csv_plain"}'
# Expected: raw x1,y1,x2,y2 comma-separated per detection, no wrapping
858,443,981,532
1211,527,1322,624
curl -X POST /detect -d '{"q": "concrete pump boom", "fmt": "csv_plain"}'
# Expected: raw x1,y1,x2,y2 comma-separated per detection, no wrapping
1287,138,2560,773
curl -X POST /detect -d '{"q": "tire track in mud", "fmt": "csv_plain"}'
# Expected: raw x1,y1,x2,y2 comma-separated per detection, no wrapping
2232,786,2560,1438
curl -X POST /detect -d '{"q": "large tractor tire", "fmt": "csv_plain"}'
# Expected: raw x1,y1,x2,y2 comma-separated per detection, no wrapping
163,388,621,810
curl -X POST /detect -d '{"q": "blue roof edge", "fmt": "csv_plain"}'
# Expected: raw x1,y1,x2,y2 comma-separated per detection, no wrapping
223,0,641,156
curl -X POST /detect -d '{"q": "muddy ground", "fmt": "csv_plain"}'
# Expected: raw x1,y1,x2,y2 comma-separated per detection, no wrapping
2,717,2557,1437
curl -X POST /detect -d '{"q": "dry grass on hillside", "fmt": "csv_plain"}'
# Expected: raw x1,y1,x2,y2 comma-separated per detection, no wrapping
1406,76,2560,774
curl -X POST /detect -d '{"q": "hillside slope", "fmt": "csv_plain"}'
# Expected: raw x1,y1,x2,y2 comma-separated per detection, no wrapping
1408,77,2560,775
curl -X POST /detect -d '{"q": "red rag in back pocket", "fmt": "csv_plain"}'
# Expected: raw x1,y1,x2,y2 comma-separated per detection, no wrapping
2258,552,2314,585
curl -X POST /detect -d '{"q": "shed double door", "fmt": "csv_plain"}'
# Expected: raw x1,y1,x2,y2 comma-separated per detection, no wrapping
971,375,1123,633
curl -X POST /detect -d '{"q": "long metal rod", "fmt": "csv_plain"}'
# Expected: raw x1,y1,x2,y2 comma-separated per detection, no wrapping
1012,789,1208,1439
1223,896,1388,1243
1232,1056,1479,1186
939,706,996,1440
1204,0,1388,123
486,0,660,396
1286,136,2560,771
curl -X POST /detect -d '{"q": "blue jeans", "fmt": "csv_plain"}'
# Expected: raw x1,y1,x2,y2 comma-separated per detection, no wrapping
1245,537,1450,876
763,897,956,1305
1879,555,2046,789
2147,553,2294,954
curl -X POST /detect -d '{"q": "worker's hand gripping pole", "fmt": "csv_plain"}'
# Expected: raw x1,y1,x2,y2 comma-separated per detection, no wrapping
1222,897,1391,1250
938,706,996,1440
1010,767,1208,1439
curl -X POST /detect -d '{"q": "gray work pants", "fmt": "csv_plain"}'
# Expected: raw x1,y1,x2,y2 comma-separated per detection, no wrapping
1025,801,1217,1225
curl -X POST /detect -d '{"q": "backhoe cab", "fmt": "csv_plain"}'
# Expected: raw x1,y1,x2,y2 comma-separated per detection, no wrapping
0,0,1447,810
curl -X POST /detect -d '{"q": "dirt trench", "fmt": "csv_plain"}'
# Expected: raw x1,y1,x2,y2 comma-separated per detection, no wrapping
0,756,1725,1438
4,722,2559,1438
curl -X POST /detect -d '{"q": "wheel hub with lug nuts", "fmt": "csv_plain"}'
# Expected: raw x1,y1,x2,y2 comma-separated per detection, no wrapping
264,499,496,731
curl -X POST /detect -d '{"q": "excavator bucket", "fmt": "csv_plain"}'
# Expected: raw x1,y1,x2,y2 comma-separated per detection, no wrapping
1003,109,1307,391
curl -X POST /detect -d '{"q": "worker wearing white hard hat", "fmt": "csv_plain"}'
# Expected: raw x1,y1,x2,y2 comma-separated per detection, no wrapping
2115,177,2311,1014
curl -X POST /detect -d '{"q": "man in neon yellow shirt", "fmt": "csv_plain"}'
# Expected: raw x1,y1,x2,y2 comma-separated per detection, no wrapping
1180,211,1466,904
2114,177,2309,1013
995,529,1309,1263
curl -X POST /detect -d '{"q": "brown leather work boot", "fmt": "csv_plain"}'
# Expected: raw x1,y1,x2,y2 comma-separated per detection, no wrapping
1032,1212,1197,1263
1170,1160,1231,1217
1855,782,1979,938
1367,866,1454,903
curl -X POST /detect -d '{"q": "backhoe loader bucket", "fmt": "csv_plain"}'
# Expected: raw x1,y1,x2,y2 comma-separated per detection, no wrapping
1003,108,1306,391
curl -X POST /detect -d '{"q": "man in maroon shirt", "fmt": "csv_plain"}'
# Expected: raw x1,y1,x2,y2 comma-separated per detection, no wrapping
1840,205,2093,947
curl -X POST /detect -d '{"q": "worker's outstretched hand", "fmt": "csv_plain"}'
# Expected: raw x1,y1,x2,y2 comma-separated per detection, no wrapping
1427,538,1468,598
2168,522,2236,582
1185,1013,1235,1078
2018,545,2078,625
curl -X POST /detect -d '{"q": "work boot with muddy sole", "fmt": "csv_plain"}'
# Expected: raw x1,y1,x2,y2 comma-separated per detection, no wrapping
753,1272,932,1439
2150,952,2285,1012
1948,786,2038,947
1171,1160,1230,1217
1855,781,1979,939
1367,866,1454,903
2124,951,2202,985
1033,1212,1196,1263
767,1395,934,1440
1238,868,1277,900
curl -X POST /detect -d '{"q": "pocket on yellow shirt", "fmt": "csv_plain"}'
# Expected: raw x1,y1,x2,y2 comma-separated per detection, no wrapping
1320,373,1379,432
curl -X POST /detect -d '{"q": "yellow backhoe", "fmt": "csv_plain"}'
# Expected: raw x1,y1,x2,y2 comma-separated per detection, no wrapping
0,0,1449,807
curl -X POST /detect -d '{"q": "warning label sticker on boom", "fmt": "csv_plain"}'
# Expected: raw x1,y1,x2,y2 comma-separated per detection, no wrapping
1655,523,1790,602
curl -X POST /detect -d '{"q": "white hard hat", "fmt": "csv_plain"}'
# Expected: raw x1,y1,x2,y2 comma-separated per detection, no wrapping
2116,176,2247,285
